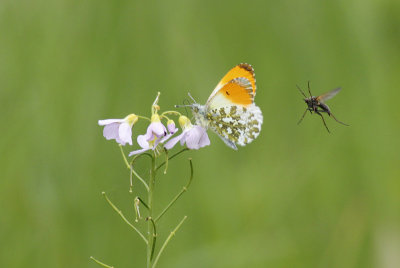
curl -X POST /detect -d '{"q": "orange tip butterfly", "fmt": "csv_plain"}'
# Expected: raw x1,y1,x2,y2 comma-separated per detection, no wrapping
181,63,263,150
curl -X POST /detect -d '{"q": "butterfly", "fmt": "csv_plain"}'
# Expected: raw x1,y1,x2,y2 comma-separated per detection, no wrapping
297,81,349,133
185,63,263,150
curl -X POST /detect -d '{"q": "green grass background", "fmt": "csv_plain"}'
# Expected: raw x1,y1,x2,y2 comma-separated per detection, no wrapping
1,0,400,267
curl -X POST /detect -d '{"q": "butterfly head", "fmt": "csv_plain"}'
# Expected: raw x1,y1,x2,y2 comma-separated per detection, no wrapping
175,63,263,150
175,100,209,129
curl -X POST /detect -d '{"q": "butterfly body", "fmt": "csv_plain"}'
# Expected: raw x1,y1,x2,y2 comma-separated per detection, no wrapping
189,63,263,150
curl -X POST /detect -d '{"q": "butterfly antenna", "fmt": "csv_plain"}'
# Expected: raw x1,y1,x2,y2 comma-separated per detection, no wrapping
187,92,197,103
174,99,192,108
183,99,191,116
296,85,307,98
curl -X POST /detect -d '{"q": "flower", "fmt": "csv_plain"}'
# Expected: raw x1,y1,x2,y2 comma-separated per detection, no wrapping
167,119,178,134
164,116,210,150
147,114,167,138
128,114,171,156
98,114,138,146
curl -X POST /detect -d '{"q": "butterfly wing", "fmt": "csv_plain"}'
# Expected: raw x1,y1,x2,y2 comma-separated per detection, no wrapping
316,87,341,103
204,64,262,149
206,102,263,150
207,63,256,103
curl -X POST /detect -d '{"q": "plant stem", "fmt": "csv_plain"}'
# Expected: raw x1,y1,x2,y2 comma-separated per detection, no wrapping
155,159,193,223
120,145,150,191
151,216,187,268
131,165,149,192
156,148,189,172
102,192,148,244
147,154,156,268
90,256,114,268
119,145,130,168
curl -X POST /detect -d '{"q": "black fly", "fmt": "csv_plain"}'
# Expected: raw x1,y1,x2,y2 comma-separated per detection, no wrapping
297,81,349,133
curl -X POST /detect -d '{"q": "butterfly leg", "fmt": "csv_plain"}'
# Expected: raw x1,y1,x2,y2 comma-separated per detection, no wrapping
297,108,308,125
316,111,330,133
329,112,349,126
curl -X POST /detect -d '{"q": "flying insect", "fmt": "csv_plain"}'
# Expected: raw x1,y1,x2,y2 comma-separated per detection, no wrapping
297,81,348,133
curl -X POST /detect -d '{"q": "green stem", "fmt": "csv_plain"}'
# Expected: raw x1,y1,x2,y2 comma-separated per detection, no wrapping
155,159,193,223
131,165,149,192
147,217,157,261
120,145,150,191
90,256,114,268
151,216,187,268
137,115,151,121
156,148,189,172
102,192,148,244
147,154,156,268
161,111,181,117
119,145,130,169
137,196,149,210
163,148,169,174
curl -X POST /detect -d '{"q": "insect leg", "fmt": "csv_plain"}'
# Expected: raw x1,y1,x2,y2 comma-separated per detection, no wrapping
329,112,349,126
316,111,330,133
297,108,308,125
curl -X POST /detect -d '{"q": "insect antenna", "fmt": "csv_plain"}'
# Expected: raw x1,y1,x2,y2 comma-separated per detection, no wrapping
296,85,307,98
187,92,197,103
307,81,313,97
183,99,191,116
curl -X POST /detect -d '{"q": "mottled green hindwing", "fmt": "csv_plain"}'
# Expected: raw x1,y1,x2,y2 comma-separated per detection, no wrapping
206,104,263,150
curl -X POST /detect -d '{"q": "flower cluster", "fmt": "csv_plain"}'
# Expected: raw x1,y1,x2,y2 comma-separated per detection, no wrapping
98,93,210,155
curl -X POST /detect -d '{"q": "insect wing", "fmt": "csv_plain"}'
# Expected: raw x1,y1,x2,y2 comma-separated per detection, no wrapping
207,63,256,103
206,77,254,109
205,76,262,149
193,63,262,149
206,104,263,150
316,87,341,102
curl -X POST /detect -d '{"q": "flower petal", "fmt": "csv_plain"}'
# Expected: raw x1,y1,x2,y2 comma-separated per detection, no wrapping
198,129,210,148
160,133,173,143
164,133,185,150
167,121,178,134
149,122,167,138
129,148,150,156
103,123,120,141
119,122,133,146
185,126,209,149
185,127,202,149
137,135,150,149
98,119,124,126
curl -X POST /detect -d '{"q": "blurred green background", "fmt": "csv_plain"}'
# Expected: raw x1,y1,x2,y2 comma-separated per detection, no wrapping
1,0,400,267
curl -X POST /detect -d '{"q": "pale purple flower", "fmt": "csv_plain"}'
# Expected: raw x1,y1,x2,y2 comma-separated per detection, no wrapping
167,120,178,134
129,133,172,156
128,114,171,156
98,114,138,146
164,116,210,150
147,114,167,138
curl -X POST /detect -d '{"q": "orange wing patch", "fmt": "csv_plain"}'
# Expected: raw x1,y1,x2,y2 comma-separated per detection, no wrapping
217,77,253,106
216,63,256,95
